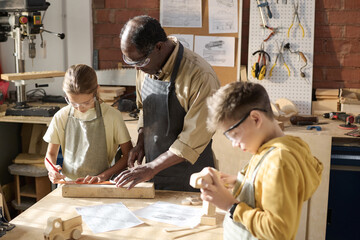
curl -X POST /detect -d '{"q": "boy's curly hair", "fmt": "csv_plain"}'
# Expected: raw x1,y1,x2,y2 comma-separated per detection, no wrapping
206,82,274,132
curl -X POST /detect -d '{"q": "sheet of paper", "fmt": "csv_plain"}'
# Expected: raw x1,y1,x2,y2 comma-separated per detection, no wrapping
160,0,202,27
209,0,238,33
170,34,194,51
76,202,143,234
194,36,235,67
134,201,202,228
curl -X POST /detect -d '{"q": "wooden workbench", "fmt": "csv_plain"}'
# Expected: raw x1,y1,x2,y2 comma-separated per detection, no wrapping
2,187,224,240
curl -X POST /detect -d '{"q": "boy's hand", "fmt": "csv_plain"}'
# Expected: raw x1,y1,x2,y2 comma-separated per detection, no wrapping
220,172,237,189
200,168,237,211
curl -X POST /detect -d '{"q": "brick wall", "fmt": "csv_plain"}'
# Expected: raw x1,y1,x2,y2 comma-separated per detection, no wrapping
93,0,360,88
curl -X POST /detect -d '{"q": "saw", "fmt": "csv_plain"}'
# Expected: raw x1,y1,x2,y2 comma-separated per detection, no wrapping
95,68,136,86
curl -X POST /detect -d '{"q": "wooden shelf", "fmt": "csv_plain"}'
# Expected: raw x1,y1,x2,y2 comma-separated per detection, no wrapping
20,184,36,198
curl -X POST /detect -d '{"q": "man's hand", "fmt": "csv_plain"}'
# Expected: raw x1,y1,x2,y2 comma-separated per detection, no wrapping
76,175,105,184
113,163,155,189
128,129,145,168
200,168,237,211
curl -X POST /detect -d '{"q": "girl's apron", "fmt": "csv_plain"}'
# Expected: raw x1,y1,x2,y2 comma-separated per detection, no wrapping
62,100,108,180
141,43,214,191
223,147,275,240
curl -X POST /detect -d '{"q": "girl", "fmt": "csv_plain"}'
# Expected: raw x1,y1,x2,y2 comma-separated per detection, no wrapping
43,64,132,183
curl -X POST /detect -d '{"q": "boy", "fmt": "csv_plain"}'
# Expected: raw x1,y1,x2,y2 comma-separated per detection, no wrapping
200,82,323,240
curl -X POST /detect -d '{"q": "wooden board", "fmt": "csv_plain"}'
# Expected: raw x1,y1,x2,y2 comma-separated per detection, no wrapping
1,71,65,81
62,182,155,199
13,153,45,165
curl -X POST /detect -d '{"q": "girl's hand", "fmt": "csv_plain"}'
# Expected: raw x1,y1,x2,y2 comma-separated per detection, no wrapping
47,165,65,183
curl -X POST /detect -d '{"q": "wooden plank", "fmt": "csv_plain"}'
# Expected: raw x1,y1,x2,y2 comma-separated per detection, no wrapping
62,182,155,199
99,86,126,94
1,71,65,81
13,153,45,165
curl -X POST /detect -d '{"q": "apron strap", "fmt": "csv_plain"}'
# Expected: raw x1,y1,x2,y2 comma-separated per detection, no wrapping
68,105,74,117
166,43,184,136
94,100,102,118
233,146,276,198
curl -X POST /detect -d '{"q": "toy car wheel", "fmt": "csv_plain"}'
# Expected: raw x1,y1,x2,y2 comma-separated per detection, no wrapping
71,229,82,239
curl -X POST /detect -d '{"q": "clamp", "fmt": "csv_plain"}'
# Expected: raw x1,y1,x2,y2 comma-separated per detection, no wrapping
288,1,304,38
251,42,271,80
269,41,290,77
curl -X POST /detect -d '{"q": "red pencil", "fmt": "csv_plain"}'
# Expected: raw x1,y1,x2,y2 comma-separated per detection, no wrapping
45,157,59,173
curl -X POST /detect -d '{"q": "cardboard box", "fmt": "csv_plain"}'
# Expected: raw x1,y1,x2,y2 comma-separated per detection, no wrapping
340,89,360,115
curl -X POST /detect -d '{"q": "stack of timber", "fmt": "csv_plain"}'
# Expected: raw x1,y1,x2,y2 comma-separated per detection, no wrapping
312,89,340,115
99,86,126,105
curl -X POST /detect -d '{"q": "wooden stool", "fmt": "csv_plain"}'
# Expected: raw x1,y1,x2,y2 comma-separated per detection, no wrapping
8,164,51,211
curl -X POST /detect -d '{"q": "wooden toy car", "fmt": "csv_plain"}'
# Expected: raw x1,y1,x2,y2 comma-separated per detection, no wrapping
44,215,82,240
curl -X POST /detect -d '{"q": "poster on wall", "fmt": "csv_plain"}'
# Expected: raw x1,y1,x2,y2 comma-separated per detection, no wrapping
194,36,235,67
160,0,202,28
169,34,194,51
209,0,238,33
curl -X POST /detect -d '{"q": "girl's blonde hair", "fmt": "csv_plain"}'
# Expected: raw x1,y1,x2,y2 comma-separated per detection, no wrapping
63,64,99,99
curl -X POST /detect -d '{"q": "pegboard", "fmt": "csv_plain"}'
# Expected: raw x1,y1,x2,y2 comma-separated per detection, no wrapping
247,0,315,115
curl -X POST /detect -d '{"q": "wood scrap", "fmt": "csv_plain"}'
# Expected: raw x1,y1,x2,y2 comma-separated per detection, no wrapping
189,168,219,225
171,225,219,239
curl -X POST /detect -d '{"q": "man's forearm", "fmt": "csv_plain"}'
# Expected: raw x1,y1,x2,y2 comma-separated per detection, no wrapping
148,150,185,175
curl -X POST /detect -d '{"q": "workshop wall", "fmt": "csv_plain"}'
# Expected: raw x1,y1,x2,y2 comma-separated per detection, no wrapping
92,0,360,88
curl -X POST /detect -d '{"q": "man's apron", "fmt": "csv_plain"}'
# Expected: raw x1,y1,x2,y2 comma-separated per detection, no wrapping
62,100,109,180
223,147,275,240
141,43,214,191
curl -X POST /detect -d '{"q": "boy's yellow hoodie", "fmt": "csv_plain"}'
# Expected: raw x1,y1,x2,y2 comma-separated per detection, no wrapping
233,135,323,240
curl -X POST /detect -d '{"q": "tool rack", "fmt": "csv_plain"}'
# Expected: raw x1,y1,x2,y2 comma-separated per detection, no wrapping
247,0,316,115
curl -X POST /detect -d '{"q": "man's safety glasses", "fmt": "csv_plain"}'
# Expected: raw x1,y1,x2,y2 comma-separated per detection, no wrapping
122,49,153,68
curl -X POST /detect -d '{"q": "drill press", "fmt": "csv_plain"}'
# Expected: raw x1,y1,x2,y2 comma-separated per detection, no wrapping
0,0,65,116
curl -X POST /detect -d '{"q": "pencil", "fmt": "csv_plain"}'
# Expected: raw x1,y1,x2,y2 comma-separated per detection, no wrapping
45,157,59,173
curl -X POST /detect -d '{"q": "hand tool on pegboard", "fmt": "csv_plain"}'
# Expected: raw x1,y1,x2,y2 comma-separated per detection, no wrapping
288,1,304,38
256,0,272,23
283,43,309,82
256,0,273,36
251,42,271,80
269,40,290,77
263,25,281,42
